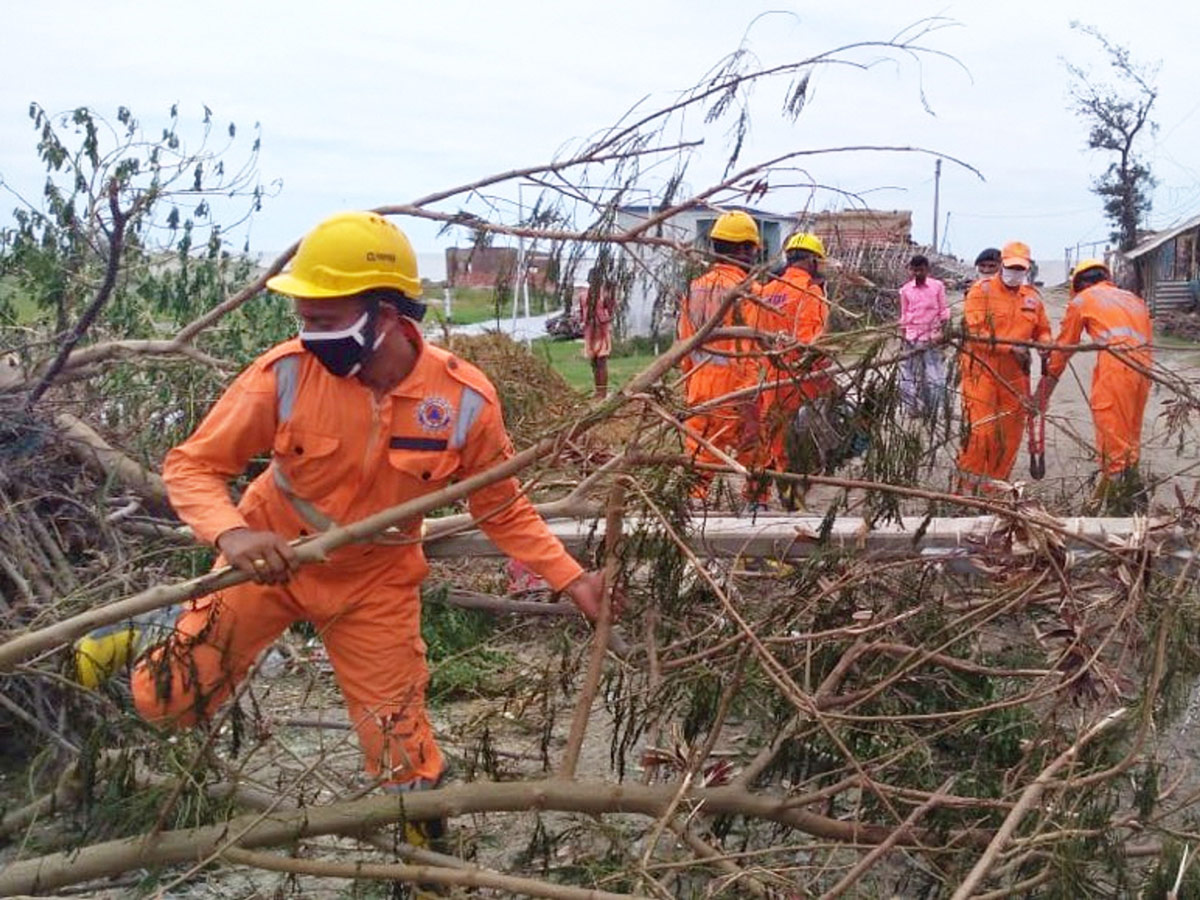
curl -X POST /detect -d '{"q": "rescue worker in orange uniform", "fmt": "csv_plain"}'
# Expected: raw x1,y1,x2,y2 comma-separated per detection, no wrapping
1036,259,1153,505
80,212,605,793
973,247,1001,281
956,241,1051,492
752,233,833,505
677,211,763,498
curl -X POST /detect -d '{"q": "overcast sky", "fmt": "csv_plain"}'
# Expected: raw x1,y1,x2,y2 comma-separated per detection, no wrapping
3,0,1199,274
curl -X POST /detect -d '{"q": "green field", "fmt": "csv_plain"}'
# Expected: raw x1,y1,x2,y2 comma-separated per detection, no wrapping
533,337,660,393
426,286,562,327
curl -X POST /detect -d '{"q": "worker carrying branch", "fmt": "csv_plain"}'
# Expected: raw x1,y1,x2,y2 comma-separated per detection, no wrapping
1035,258,1153,510
677,210,763,500
956,241,1051,492
76,211,608,795
751,232,833,507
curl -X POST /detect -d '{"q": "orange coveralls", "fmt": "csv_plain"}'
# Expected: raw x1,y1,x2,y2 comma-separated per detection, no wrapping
956,275,1051,489
677,263,760,481
136,326,582,787
752,266,832,470
1045,279,1153,475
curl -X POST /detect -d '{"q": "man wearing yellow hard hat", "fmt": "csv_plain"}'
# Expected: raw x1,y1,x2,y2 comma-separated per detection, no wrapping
677,210,763,500
752,232,833,507
77,211,607,802
1036,258,1153,509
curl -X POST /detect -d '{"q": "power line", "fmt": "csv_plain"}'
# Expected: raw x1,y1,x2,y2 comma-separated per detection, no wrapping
950,207,1095,221
1157,96,1200,143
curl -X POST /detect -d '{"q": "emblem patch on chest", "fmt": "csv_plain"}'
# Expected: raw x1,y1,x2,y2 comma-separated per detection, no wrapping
416,396,454,431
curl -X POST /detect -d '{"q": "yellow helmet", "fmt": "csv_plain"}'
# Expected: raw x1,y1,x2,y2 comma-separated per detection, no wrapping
784,232,827,258
709,211,761,246
1069,258,1110,283
267,211,423,300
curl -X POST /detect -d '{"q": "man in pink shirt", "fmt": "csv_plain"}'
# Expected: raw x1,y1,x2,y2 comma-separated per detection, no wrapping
897,254,949,418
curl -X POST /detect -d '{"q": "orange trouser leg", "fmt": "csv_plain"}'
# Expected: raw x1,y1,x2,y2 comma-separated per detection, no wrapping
683,368,745,497
957,371,1028,486
132,581,299,727
1092,359,1151,475
318,582,443,787
132,564,442,787
756,381,804,471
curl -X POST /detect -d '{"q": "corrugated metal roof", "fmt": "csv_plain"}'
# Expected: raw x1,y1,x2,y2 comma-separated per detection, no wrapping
1123,213,1200,260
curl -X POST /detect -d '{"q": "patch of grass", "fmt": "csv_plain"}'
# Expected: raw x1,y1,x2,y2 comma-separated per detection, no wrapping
533,338,658,393
422,588,514,703
0,276,40,326
427,286,563,327
427,286,508,327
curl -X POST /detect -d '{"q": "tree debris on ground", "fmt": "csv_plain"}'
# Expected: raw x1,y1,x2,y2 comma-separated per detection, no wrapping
2,24,1200,900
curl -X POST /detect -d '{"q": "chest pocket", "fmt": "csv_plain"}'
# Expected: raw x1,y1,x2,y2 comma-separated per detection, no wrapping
1016,306,1041,339
272,425,343,499
387,447,461,488
976,304,1012,339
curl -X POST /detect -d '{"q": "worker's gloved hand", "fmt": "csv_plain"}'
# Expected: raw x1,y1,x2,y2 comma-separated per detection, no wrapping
1033,375,1058,413
564,570,621,623
216,527,299,584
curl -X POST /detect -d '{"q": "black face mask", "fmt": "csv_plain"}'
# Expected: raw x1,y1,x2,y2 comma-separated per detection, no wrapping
300,308,380,377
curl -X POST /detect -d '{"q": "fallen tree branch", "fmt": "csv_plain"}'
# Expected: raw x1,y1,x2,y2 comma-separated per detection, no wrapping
439,589,580,617
558,459,631,778
822,776,956,899
25,338,231,381
54,413,169,507
0,778,989,895
949,708,1129,900
221,846,645,900
672,823,771,897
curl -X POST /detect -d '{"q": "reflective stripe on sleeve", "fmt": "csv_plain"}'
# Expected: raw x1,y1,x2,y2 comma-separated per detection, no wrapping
451,387,487,450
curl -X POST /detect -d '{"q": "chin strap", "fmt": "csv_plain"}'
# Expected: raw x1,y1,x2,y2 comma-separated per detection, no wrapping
362,298,381,352
364,295,427,368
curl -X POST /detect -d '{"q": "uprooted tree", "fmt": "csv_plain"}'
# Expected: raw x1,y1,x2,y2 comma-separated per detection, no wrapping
2,18,1200,899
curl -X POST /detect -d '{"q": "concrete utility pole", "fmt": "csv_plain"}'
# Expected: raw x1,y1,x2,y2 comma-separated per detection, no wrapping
932,158,942,252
